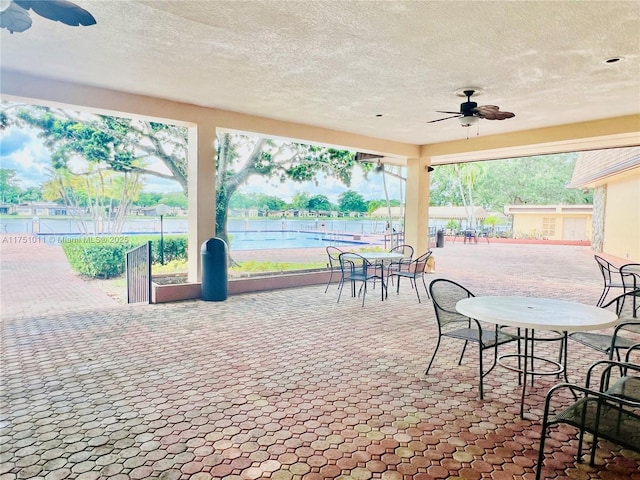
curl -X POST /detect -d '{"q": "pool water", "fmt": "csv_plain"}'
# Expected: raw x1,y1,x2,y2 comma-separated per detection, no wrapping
228,230,367,250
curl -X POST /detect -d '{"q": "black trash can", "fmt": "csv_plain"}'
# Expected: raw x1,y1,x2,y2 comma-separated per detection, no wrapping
436,229,445,248
201,238,228,301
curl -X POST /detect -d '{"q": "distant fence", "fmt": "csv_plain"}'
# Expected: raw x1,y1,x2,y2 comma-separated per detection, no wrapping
383,228,438,249
126,241,152,304
383,231,404,249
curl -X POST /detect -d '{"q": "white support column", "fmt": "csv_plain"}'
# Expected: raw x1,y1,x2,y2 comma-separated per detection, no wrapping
404,156,431,255
187,124,217,283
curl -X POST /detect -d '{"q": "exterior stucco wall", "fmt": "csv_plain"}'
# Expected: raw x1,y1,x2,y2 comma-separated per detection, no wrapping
602,171,640,262
512,214,591,241
591,186,606,253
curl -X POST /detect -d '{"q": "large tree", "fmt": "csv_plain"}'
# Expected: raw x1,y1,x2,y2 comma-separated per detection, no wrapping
4,102,357,245
473,154,591,208
42,165,142,235
338,190,367,213
430,154,591,212
307,194,333,212
0,169,21,203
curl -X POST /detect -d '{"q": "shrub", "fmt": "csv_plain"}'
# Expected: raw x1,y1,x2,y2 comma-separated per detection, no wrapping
153,235,188,264
62,234,188,279
62,240,132,278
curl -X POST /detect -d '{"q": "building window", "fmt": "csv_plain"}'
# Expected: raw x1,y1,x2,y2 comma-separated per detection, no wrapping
542,217,556,237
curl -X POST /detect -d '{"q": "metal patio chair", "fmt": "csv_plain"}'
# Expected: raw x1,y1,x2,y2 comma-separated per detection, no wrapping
535,352,640,479
426,278,518,399
594,255,626,307
337,252,386,307
387,244,414,278
569,289,640,361
388,251,431,303
324,246,344,293
620,263,640,317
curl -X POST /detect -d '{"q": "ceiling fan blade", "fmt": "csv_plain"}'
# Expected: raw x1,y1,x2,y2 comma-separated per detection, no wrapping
427,114,462,124
15,0,96,26
490,111,515,120
0,2,32,33
435,110,462,115
475,105,515,120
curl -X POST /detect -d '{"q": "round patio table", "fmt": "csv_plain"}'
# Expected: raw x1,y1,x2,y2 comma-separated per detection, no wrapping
456,296,619,418
340,252,404,302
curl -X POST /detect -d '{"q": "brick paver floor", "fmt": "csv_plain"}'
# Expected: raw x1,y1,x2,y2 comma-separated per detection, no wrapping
1,236,639,479
0,236,119,318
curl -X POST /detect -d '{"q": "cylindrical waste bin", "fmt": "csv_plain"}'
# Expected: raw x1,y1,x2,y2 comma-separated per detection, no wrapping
436,229,445,248
201,238,228,301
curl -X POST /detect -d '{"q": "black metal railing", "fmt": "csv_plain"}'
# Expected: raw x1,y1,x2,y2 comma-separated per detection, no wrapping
126,241,152,304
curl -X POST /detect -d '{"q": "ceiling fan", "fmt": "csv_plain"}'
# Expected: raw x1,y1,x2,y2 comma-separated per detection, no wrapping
0,0,96,34
427,89,515,127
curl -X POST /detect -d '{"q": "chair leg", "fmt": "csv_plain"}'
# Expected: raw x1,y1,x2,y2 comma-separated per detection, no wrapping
597,286,609,307
411,278,421,303
324,270,334,293
421,275,430,299
361,281,367,307
425,336,442,375
336,277,345,303
478,344,484,399
536,425,549,480
588,435,598,467
458,341,468,365
517,328,522,385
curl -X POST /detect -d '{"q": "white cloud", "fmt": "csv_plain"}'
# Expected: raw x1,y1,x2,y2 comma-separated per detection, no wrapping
142,174,183,194
1,128,52,188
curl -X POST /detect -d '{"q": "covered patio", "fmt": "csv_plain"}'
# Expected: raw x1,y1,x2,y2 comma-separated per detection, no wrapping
1,2,639,479
2,240,639,479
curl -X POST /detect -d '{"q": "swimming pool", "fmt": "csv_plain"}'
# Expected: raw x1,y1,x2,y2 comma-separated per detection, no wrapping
228,230,368,250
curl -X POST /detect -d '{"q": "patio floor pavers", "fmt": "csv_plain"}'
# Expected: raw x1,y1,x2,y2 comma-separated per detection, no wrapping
1,239,640,479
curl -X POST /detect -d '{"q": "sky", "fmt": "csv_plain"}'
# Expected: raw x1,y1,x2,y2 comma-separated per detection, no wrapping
0,125,404,203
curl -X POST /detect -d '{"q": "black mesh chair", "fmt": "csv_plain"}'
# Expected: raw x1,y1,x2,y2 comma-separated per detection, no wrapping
595,255,626,307
337,252,386,307
387,244,414,277
324,246,344,293
388,251,431,303
535,352,640,480
620,263,640,317
569,289,640,361
426,278,518,399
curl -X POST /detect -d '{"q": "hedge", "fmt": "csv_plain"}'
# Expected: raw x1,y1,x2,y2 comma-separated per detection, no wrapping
62,234,188,279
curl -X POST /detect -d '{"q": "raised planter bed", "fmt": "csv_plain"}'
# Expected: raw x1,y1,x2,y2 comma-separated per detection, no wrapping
151,270,332,303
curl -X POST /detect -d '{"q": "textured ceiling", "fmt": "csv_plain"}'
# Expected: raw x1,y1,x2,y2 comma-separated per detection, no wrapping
1,0,639,146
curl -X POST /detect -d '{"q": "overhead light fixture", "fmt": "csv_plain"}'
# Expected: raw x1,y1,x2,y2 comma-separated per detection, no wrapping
459,115,479,127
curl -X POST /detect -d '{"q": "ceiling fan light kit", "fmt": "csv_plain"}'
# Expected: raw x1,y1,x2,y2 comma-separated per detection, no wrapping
459,115,479,127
